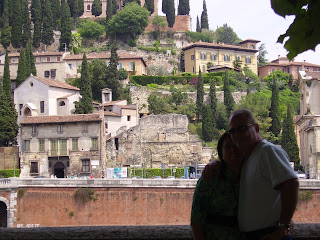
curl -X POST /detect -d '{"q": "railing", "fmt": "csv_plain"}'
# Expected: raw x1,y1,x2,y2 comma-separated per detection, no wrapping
0,224,319,240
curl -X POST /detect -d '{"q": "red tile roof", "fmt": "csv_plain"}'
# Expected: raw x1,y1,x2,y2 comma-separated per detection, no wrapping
182,41,258,53
116,105,137,110
104,112,121,117
8,52,65,57
31,75,79,91
20,114,102,124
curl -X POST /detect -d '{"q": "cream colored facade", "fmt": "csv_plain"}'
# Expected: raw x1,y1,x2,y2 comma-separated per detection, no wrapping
296,71,320,179
182,39,259,75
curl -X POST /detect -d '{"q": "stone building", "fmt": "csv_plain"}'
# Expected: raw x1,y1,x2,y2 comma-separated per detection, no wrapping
296,71,320,179
106,114,212,168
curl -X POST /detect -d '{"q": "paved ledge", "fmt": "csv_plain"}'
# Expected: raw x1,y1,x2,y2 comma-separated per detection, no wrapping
0,224,320,240
1,178,320,189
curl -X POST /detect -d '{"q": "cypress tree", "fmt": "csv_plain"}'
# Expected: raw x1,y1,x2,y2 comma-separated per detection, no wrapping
162,0,168,14
0,0,10,28
60,0,73,51
25,41,37,76
112,0,118,15
196,16,201,33
166,0,175,28
75,53,93,114
178,0,190,15
11,0,22,48
0,0,11,49
31,0,42,48
51,0,61,30
196,69,204,121
16,48,28,87
223,71,234,118
41,0,54,45
281,105,300,170
104,42,122,101
106,0,112,23
209,80,217,122
269,76,281,137
144,0,154,14
3,50,11,97
21,0,31,47
201,0,209,30
92,0,102,17
77,0,84,17
202,104,214,142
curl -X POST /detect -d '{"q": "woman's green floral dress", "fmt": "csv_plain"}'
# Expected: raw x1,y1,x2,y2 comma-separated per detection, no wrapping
191,167,246,240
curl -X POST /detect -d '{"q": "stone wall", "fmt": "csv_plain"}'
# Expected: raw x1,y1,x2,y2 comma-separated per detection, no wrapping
0,147,19,170
106,114,212,168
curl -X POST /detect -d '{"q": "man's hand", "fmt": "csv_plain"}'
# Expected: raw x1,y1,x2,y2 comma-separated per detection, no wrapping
201,160,220,181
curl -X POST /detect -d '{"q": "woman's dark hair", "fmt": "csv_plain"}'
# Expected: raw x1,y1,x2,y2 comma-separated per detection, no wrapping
217,132,231,178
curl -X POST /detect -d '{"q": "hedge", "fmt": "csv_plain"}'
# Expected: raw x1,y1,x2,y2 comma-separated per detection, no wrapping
0,169,20,178
129,168,186,178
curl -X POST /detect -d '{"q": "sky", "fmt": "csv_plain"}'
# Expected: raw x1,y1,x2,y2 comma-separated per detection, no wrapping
158,0,320,65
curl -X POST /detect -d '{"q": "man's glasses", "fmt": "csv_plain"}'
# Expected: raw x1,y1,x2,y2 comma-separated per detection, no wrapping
228,123,255,135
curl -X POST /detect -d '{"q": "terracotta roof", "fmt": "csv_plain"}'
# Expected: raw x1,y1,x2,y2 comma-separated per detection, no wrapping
8,52,65,57
20,114,102,125
116,105,136,110
104,112,121,117
182,41,258,52
259,61,320,68
239,39,260,44
305,72,320,79
31,75,79,91
101,100,123,106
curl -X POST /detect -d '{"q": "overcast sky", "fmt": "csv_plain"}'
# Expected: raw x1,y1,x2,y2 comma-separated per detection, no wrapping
159,0,320,65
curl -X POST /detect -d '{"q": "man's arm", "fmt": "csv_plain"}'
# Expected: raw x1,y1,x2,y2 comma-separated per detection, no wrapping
279,178,299,225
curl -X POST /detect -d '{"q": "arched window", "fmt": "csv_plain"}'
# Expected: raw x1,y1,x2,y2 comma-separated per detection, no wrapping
87,4,91,11
59,101,66,106
24,107,31,116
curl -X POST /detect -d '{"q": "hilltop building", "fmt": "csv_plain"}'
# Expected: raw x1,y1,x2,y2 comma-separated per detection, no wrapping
182,39,260,75
259,57,320,80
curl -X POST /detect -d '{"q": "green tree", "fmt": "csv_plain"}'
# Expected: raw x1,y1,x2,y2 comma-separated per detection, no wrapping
75,53,93,114
70,32,82,54
165,0,175,28
162,0,168,14
243,66,260,94
106,0,113,23
144,0,154,15
51,0,61,30
21,0,31,47
281,105,300,169
104,42,122,100
16,48,28,87
106,2,149,41
152,15,167,39
10,0,22,48
264,70,292,90
60,0,73,51
209,80,217,122
196,16,201,33
0,0,11,48
271,0,320,60
202,104,214,142
258,43,268,66
269,77,281,138
41,0,54,45
196,69,204,121
88,59,107,102
92,0,102,17
200,0,209,30
67,0,80,24
31,0,42,48
123,0,141,6
148,94,171,114
77,20,104,39
233,59,242,71
1,26,11,49
216,24,241,45
223,71,234,118
178,0,190,15
25,41,37,76
3,50,11,97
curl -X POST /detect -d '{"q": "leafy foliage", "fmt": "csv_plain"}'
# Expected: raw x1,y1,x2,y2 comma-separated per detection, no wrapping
178,0,190,15
92,0,102,17
223,71,235,117
74,188,97,203
264,70,292,90
144,0,154,15
186,30,214,43
200,0,209,30
202,104,215,141
269,77,281,139
271,0,320,60
196,70,204,121
216,24,241,45
16,48,27,87
41,0,54,45
77,20,104,39
258,43,268,66
0,170,20,178
166,0,175,28
60,0,73,51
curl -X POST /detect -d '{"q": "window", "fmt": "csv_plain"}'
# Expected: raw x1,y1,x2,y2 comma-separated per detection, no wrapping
236,56,241,61
39,139,45,152
82,159,90,172
224,55,230,62
91,138,98,150
32,125,37,135
23,140,30,152
50,69,56,79
314,68,318,71
59,101,65,106
57,56,61,61
50,140,58,156
19,104,23,115
68,64,73,69
200,53,206,60
30,162,39,174
129,62,134,71
44,71,50,78
288,68,290,73
72,138,78,151
40,101,44,113
47,57,51,62
59,139,67,155
86,4,91,11
127,115,131,121
211,54,216,61
192,66,195,73
245,57,252,64
115,138,119,150
191,55,195,60
57,124,63,133
82,123,88,133
118,63,123,69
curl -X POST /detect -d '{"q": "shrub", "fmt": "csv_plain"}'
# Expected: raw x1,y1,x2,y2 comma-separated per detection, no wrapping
18,188,25,198
74,188,96,203
77,20,105,39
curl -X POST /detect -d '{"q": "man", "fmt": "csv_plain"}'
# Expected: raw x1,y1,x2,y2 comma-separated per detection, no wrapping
204,109,299,240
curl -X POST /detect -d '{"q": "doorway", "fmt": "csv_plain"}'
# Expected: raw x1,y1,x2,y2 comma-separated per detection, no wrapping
0,201,7,227
54,162,65,178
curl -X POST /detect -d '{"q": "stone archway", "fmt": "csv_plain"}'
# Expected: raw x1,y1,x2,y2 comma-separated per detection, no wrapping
0,201,7,227
54,162,65,178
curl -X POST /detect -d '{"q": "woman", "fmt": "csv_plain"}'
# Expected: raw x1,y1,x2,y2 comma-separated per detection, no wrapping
191,132,245,240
